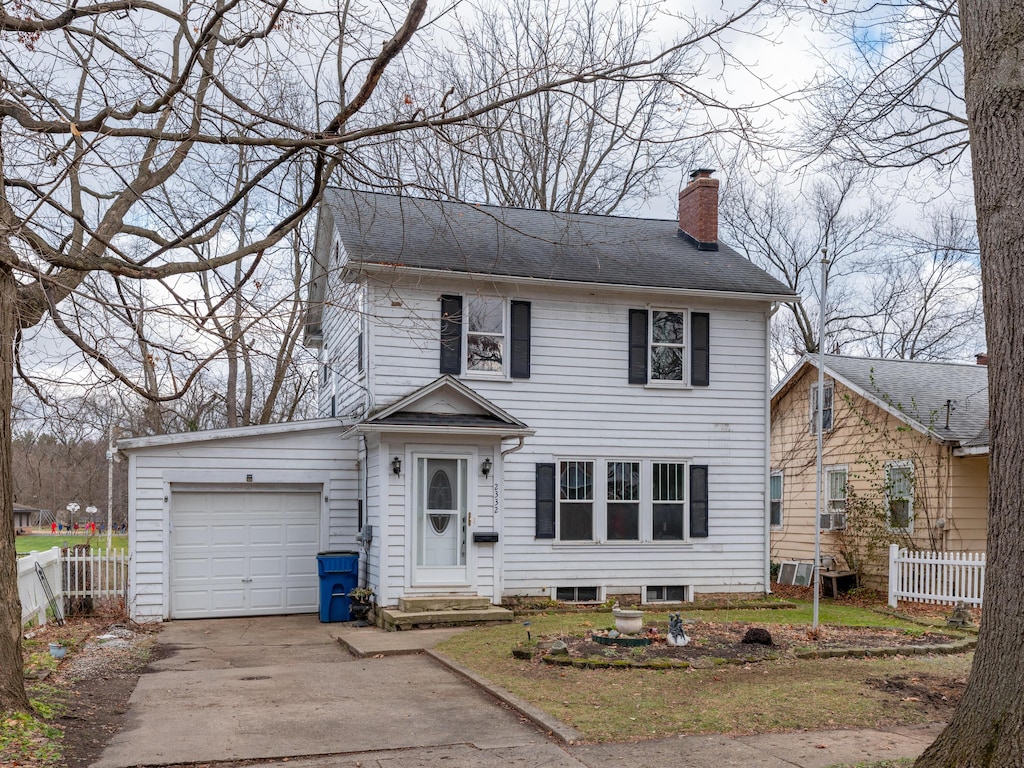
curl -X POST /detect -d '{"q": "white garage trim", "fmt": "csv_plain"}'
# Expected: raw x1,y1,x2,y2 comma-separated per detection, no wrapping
168,485,325,619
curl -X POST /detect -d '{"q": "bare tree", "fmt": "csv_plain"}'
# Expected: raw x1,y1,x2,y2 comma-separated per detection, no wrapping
0,0,775,713
858,208,983,360
801,0,967,173
913,3,1024,765
719,166,891,356
353,0,768,212
721,164,983,372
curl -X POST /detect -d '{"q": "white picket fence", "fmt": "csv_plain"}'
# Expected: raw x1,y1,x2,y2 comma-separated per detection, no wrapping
888,544,986,608
18,547,63,627
18,547,129,627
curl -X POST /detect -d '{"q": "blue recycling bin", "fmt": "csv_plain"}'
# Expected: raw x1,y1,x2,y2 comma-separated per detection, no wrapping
317,551,359,623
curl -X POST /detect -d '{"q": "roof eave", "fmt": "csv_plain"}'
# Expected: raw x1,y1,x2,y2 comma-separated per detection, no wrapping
349,262,797,303
356,423,535,438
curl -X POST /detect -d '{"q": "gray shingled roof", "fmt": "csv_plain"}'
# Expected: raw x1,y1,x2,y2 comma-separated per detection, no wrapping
321,189,796,296
822,355,989,447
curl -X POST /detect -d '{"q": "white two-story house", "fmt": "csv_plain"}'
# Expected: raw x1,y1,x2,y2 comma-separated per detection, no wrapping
120,171,795,623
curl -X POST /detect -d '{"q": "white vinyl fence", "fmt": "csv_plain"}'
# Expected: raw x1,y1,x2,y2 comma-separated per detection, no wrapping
18,547,63,627
18,547,129,627
888,544,986,608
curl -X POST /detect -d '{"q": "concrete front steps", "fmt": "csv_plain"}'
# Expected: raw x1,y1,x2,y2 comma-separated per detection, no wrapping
379,595,513,631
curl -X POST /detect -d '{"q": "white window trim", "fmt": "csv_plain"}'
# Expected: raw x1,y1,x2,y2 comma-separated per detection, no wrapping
463,295,509,379
885,460,915,533
555,457,689,544
770,470,784,529
821,464,847,531
646,307,690,388
810,380,835,434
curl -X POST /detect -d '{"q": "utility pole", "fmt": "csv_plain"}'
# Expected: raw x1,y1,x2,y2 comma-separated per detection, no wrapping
813,249,829,630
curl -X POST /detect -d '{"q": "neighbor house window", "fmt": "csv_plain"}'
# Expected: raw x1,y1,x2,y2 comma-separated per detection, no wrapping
652,462,685,540
559,461,594,540
886,461,914,532
607,461,640,540
810,380,834,433
821,467,847,530
770,471,783,528
466,296,505,373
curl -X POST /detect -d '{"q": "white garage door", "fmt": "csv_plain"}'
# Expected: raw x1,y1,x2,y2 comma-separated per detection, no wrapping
170,489,321,619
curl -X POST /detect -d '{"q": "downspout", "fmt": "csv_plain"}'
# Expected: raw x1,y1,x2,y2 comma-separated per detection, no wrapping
494,437,526,605
764,302,781,595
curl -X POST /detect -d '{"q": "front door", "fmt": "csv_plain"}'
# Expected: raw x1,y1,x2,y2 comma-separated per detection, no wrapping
414,456,469,585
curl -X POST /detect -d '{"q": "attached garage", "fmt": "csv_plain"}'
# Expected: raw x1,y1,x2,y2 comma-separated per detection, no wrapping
169,487,322,619
120,420,360,623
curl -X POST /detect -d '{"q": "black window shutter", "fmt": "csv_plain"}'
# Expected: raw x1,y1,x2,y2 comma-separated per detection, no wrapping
510,301,531,378
691,312,710,387
535,463,556,539
440,295,463,375
689,464,709,538
628,309,648,384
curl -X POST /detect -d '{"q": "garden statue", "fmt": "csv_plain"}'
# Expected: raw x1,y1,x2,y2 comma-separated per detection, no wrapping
667,613,690,647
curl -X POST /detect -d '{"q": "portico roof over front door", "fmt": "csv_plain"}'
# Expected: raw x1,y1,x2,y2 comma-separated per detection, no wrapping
356,376,534,438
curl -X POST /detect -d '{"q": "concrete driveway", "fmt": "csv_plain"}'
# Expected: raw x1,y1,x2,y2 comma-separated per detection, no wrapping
92,615,581,768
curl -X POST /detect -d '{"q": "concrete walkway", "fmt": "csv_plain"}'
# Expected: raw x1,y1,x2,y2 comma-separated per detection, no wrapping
92,616,943,768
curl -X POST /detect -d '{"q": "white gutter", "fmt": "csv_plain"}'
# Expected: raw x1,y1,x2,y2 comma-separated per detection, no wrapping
764,302,781,595
953,445,990,457
352,263,798,304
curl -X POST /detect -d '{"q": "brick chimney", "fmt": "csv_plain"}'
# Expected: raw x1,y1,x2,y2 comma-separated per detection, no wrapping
976,353,989,365
677,168,719,251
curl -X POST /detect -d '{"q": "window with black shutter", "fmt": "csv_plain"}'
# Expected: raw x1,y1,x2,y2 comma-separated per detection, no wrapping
535,463,556,538
439,295,463,374
510,301,531,378
691,312,710,386
628,309,648,384
689,465,709,538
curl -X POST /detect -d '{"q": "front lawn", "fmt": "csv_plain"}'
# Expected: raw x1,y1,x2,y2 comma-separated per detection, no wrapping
16,534,128,555
436,603,971,742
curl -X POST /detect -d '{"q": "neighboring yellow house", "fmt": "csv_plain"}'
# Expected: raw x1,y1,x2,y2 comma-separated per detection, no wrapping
770,354,989,586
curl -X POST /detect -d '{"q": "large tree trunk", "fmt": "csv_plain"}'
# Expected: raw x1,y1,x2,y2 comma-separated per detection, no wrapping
0,265,30,713
915,2,1024,765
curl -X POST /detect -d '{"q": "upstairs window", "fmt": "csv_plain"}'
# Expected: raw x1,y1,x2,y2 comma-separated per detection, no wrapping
629,309,710,386
466,296,505,373
810,380,834,433
651,311,687,381
439,295,531,378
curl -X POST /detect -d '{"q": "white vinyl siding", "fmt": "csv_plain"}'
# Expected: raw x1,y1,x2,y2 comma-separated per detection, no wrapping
125,422,359,622
322,276,772,599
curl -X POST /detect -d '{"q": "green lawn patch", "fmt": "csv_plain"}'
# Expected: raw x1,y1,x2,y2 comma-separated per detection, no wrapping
16,534,128,555
436,605,971,743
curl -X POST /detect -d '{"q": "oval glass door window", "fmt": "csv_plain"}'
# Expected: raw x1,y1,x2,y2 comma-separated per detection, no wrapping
429,513,451,535
428,469,454,510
